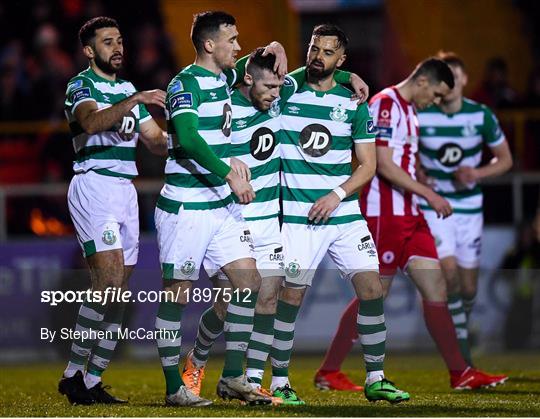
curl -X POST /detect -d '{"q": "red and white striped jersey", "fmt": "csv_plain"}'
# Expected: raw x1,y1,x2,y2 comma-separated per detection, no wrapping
361,87,420,217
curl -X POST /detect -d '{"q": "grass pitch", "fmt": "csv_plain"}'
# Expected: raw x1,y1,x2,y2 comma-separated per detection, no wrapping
1,352,539,417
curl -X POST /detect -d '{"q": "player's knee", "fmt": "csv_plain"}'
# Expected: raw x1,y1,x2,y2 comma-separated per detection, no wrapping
461,283,477,301
213,299,228,321
280,286,304,306
255,291,278,314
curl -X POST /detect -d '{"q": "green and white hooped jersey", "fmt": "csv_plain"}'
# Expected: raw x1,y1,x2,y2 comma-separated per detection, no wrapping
418,98,505,213
64,68,151,179
158,65,238,213
229,75,298,221
281,83,376,225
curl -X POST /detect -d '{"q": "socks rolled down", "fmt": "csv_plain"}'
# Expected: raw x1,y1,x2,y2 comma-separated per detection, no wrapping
422,300,468,374
319,297,359,373
155,301,185,395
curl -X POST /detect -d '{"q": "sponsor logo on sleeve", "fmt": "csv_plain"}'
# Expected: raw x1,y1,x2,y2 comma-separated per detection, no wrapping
71,87,91,103
67,79,83,93
170,93,193,111
377,126,393,139
169,80,183,94
366,119,376,134
283,76,293,86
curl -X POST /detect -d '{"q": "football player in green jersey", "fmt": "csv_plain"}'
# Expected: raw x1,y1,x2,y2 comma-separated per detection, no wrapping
59,16,167,406
418,51,512,374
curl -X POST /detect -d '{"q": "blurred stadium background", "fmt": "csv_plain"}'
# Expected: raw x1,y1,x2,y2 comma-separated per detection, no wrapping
0,0,539,368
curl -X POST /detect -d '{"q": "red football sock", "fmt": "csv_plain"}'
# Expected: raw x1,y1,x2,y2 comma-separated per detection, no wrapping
319,298,360,372
422,300,467,374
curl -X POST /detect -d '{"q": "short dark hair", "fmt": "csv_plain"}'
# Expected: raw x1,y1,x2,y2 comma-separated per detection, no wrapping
412,58,455,89
436,50,465,71
191,11,236,53
246,47,276,79
79,16,119,47
311,24,348,50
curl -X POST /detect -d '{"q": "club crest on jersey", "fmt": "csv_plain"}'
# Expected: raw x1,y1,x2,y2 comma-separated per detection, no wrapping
180,260,196,276
285,262,301,278
461,122,477,137
102,229,117,246
268,99,281,118
329,104,347,122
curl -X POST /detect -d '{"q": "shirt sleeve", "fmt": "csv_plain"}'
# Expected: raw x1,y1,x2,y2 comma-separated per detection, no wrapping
352,102,376,143
166,74,201,120
482,105,506,147
279,68,302,105
171,112,231,179
369,96,401,147
65,76,97,113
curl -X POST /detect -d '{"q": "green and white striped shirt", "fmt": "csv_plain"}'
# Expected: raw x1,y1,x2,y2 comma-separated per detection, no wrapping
229,75,298,221
281,83,376,225
64,67,151,179
158,64,238,212
418,98,505,213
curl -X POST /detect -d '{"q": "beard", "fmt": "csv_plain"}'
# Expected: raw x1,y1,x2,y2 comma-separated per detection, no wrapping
94,52,122,75
306,60,334,81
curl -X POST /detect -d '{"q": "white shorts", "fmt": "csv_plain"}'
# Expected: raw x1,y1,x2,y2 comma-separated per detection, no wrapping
67,171,139,265
155,203,254,281
423,210,483,269
282,220,379,287
204,209,284,279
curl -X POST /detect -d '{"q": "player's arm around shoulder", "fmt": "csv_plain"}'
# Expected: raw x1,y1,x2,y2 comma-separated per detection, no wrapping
69,75,165,135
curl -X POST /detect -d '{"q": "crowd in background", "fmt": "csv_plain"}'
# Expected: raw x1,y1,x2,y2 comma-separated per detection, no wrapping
0,0,539,236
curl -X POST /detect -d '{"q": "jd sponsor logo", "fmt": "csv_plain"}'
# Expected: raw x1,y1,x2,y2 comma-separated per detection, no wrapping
221,103,232,137
437,143,464,167
299,123,332,157
114,111,136,141
250,127,276,160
